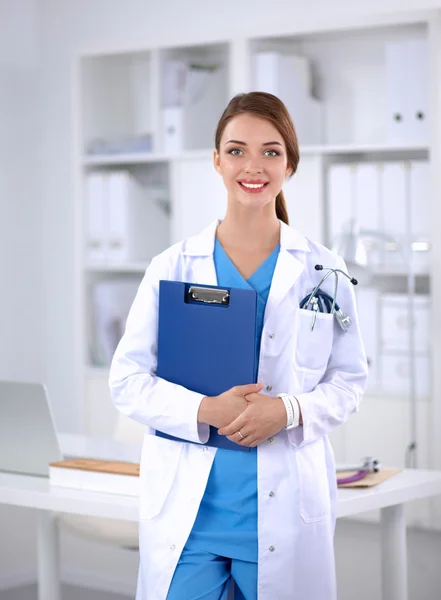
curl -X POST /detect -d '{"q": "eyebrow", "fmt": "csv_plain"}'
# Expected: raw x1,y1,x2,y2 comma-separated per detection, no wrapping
224,139,283,147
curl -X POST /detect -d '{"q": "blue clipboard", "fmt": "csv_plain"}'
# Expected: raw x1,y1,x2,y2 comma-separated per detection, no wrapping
155,280,258,452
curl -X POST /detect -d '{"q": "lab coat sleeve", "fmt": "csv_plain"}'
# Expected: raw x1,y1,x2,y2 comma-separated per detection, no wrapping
287,257,368,448
108,256,210,445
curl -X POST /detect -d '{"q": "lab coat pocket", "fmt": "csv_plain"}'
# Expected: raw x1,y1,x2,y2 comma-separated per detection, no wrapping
138,434,184,520
297,439,331,523
293,308,334,373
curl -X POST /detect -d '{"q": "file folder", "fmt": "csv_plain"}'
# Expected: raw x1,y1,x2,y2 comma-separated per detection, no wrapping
155,281,258,452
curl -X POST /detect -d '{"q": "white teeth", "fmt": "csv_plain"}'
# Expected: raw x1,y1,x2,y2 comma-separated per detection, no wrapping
241,182,265,189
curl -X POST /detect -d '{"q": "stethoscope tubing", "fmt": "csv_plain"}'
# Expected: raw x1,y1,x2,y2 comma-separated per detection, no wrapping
337,470,369,485
306,269,340,314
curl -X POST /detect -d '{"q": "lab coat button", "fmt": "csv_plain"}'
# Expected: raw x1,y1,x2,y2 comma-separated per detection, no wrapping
269,333,275,339
266,384,272,392
170,545,176,550
269,546,275,552
268,437,274,443
203,447,208,451
269,491,275,497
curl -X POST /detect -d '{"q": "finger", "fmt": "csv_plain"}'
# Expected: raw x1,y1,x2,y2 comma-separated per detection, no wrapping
244,391,264,402
248,437,262,447
227,432,252,446
233,382,263,396
218,413,247,436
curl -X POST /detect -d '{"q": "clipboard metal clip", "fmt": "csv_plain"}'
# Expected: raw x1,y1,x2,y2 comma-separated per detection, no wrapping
188,286,230,305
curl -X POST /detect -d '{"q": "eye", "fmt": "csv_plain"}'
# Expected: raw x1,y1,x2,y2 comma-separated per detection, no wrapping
264,149,280,157
228,148,244,156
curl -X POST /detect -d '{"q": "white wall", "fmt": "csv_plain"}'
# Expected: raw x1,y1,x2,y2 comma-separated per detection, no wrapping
0,0,43,383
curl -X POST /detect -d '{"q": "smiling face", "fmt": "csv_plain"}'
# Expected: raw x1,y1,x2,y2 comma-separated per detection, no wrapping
214,113,292,215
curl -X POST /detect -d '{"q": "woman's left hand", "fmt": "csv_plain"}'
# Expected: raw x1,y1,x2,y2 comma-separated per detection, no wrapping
217,391,287,447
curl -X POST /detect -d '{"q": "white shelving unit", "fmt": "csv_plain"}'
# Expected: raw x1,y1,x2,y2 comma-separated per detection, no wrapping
73,11,441,528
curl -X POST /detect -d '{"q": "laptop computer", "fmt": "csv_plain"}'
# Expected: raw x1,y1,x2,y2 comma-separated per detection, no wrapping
0,380,64,477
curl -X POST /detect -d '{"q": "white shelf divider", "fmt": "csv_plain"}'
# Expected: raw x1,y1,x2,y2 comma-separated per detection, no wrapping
85,262,150,273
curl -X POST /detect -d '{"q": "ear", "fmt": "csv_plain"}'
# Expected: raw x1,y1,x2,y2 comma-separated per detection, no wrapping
285,165,293,179
213,149,222,174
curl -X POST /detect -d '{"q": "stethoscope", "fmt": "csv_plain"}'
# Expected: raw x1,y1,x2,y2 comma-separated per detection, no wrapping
336,457,381,485
299,265,358,332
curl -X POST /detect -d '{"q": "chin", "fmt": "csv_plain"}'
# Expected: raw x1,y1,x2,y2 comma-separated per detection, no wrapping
239,195,273,211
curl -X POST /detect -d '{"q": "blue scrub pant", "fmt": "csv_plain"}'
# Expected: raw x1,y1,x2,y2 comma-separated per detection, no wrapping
166,545,257,600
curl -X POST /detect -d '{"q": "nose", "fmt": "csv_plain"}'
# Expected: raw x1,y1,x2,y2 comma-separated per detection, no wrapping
245,158,263,174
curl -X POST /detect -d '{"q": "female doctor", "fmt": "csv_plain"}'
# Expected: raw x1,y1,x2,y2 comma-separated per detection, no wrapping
109,91,368,600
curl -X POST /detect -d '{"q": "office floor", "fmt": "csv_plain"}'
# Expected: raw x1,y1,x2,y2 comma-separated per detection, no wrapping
1,519,441,600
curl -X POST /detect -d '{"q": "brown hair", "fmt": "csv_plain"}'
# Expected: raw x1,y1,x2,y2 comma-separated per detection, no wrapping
215,91,300,225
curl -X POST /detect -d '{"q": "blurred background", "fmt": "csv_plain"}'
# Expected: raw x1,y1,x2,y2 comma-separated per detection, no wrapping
1,0,441,598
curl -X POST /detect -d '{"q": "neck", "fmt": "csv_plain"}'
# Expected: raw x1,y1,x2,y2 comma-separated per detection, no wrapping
217,207,281,251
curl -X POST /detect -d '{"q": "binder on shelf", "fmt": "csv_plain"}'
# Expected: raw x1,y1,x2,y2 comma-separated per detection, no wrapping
379,161,407,267
155,281,258,452
354,163,381,265
91,278,141,366
327,163,353,245
407,39,429,144
409,160,431,271
86,172,107,263
385,39,429,144
385,41,409,144
253,51,322,145
162,106,184,154
107,170,169,263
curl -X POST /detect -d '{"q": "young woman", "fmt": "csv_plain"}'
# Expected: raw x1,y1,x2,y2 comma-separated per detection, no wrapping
109,92,368,600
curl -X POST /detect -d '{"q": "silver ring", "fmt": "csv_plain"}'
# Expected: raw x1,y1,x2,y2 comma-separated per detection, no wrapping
238,430,245,440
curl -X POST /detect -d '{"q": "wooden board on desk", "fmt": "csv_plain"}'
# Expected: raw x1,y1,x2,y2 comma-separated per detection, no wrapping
49,458,140,477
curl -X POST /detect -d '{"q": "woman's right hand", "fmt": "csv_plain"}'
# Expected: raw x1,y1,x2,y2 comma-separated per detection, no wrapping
198,382,264,429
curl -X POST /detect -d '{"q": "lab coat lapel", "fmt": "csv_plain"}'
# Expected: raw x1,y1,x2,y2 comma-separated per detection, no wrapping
264,221,311,322
184,220,218,286
189,256,218,286
264,249,305,323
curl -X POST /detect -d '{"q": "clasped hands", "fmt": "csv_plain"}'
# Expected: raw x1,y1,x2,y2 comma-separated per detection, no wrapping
200,383,288,447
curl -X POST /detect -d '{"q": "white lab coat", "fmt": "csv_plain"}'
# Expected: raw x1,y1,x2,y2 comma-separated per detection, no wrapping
109,219,368,600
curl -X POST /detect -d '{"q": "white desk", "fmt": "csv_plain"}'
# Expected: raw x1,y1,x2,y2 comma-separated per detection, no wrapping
1,435,441,600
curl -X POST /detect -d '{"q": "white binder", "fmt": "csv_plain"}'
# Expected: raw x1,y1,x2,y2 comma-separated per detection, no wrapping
107,170,169,263
385,42,409,144
407,39,429,144
410,161,430,240
380,161,407,266
327,163,353,245
91,278,141,366
86,172,107,263
253,51,322,144
385,39,429,144
409,160,431,271
354,163,381,265
163,106,184,154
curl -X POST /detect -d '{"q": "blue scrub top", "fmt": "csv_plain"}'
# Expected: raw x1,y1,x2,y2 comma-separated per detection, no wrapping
187,238,280,562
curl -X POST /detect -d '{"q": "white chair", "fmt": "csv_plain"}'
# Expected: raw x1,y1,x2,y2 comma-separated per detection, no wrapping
59,413,145,549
